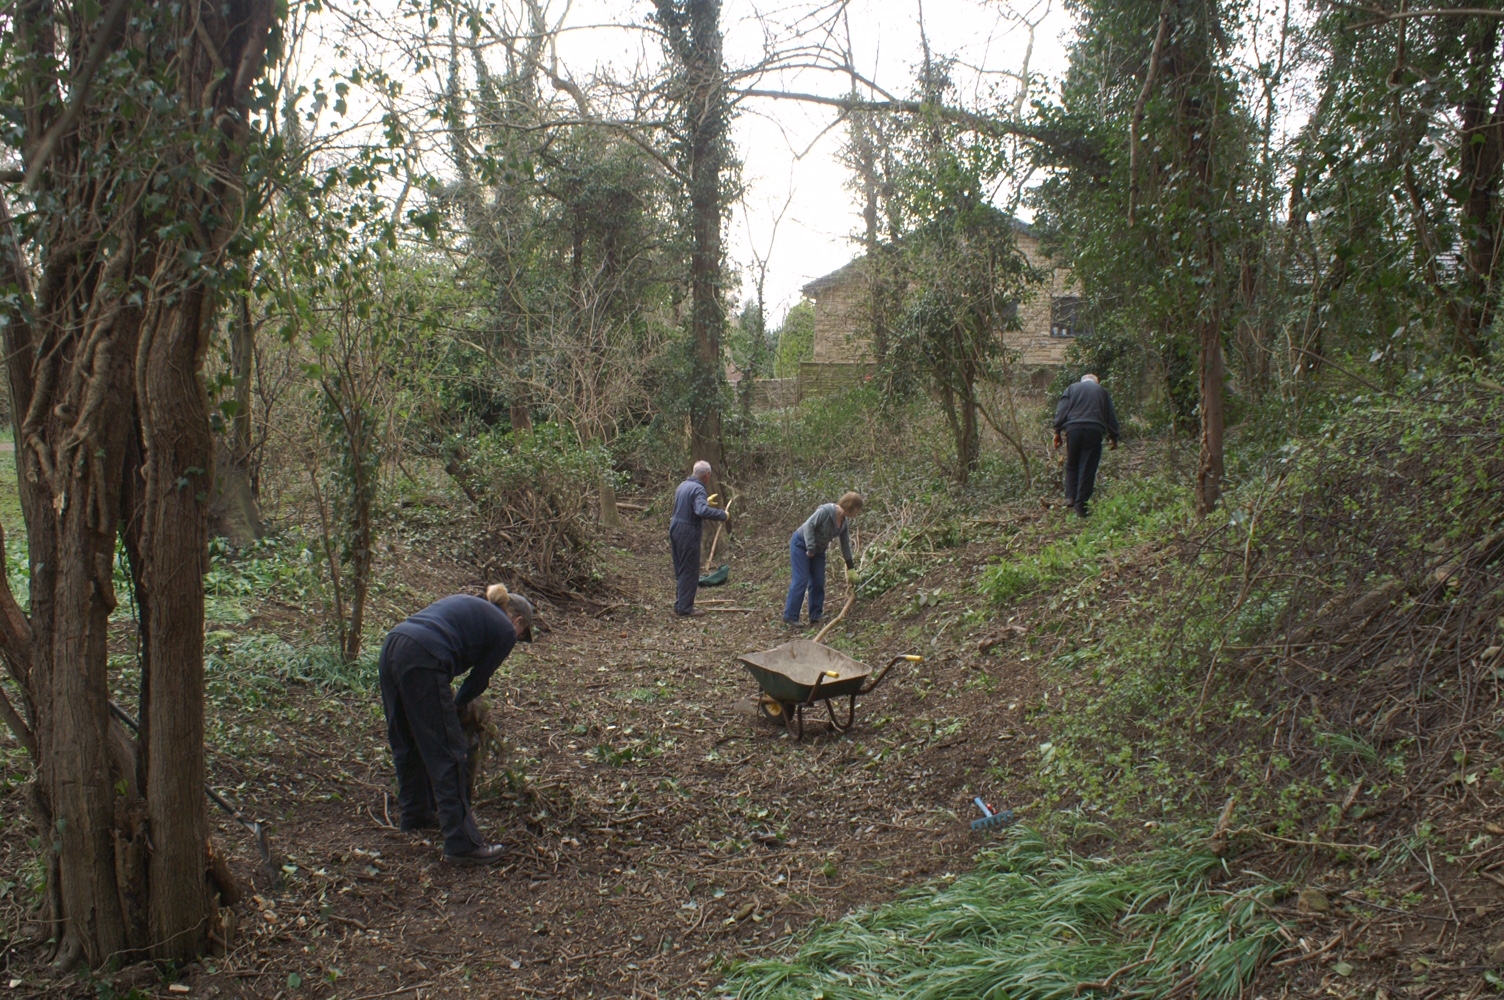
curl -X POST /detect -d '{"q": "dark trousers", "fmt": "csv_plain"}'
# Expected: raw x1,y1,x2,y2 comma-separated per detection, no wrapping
669,522,702,614
378,633,484,855
1064,427,1104,511
784,530,827,622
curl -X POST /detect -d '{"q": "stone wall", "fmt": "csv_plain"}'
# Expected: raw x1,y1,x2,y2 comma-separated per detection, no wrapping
798,362,876,400
804,232,1077,369
808,266,874,363
1009,253,1074,367
744,377,799,410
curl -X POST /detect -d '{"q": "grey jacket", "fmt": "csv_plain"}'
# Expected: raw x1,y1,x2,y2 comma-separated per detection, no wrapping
798,504,855,568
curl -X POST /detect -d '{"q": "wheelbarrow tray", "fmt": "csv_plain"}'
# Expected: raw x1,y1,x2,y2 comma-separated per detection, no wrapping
738,640,869,703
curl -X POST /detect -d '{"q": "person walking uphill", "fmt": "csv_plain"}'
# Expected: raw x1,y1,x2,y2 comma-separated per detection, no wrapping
1053,373,1120,517
669,460,729,617
785,492,863,626
378,584,534,866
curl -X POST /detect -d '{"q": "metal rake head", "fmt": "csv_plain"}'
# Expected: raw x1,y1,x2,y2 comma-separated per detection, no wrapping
971,797,1016,832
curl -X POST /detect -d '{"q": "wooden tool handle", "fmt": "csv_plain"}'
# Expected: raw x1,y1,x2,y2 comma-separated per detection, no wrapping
813,592,855,644
702,495,734,569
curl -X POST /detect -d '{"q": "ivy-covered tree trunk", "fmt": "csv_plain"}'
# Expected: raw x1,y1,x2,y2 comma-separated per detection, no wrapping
0,0,275,966
655,0,730,477
212,295,267,547
1175,1,1228,515
1454,17,1504,357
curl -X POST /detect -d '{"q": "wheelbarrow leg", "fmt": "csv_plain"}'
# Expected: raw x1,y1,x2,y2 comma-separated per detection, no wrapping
824,695,857,734
761,698,802,740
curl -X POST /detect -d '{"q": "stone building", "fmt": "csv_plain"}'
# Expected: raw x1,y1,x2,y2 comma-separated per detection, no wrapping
798,222,1085,380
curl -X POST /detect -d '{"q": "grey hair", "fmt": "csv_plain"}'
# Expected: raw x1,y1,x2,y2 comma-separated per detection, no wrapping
692,460,712,478
1081,373,1100,384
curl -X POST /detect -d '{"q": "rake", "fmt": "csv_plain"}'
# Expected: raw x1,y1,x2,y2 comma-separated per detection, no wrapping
971,797,1016,832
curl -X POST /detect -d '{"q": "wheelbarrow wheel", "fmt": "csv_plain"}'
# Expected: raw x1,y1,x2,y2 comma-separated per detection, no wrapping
757,697,784,723
824,694,857,734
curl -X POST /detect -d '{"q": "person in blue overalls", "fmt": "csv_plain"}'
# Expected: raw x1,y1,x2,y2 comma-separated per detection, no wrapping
784,492,862,626
668,460,729,616
378,584,534,866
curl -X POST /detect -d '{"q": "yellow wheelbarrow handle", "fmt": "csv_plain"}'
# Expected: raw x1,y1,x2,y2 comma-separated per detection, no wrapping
858,654,922,696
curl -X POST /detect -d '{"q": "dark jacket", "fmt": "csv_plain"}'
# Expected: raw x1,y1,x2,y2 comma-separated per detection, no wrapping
1054,380,1121,441
389,595,517,706
669,477,728,530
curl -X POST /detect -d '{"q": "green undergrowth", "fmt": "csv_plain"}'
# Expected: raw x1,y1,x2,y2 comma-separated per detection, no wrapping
1014,367,1504,832
731,386,1039,521
206,631,378,701
977,473,1190,604
204,632,378,753
204,534,325,624
723,828,1283,1000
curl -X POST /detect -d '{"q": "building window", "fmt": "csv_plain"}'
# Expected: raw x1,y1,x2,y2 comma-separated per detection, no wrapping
1050,296,1089,338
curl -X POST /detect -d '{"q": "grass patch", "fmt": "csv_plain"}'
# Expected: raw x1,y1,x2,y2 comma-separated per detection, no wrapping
202,631,379,753
203,534,325,625
976,476,1190,605
724,828,1282,999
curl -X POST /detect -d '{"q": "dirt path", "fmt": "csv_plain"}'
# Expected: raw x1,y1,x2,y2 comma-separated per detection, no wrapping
0,489,1048,998
166,498,1040,999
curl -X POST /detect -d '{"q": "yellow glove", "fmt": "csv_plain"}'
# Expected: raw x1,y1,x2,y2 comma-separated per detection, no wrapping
707,493,720,506
845,568,858,584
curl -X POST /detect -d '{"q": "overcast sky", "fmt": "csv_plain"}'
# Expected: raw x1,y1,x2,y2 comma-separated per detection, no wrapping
714,0,1072,323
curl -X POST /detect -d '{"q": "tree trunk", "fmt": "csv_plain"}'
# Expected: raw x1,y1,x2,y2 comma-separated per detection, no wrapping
329,393,377,664
0,0,274,966
599,475,622,529
212,295,266,547
1454,16,1504,357
510,399,534,434
656,0,729,475
1196,319,1225,515
345,476,373,664
138,285,216,962
957,348,981,483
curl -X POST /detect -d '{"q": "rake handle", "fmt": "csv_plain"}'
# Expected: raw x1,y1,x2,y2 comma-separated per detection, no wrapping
813,592,855,644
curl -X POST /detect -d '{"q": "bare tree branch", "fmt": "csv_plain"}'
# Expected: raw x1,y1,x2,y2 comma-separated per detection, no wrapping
1347,6,1504,31
734,88,1105,167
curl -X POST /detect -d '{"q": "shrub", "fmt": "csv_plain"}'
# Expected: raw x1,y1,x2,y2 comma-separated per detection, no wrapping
442,424,614,593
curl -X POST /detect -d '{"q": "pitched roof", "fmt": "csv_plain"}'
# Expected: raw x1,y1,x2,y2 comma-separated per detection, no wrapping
800,218,1038,298
801,258,868,297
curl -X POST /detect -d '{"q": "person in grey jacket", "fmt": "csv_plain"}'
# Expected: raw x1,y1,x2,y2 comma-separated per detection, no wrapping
668,460,729,616
784,492,863,625
1053,373,1120,517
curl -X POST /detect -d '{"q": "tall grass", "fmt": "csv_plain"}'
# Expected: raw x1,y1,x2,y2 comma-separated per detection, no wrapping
724,829,1283,1000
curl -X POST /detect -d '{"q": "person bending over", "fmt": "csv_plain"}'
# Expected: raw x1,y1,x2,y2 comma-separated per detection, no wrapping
784,492,862,626
378,584,534,865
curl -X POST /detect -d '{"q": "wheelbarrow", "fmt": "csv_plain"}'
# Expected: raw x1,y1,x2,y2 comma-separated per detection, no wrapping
738,639,920,740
